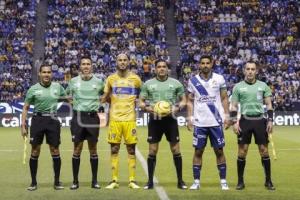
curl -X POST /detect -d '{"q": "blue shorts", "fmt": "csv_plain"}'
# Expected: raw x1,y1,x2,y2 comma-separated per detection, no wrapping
193,126,225,149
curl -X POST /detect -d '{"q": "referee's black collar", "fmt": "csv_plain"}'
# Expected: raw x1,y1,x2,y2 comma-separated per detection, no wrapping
39,82,52,88
156,75,168,82
244,79,257,85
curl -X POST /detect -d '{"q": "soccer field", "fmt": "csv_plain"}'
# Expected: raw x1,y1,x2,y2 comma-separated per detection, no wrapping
0,126,299,200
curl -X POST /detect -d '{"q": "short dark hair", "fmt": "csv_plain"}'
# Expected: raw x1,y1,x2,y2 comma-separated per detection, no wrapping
80,52,92,63
155,59,168,68
244,60,259,69
200,55,213,62
39,64,51,72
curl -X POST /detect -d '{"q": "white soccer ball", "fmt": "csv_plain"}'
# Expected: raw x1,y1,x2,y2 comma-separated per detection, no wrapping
153,101,171,117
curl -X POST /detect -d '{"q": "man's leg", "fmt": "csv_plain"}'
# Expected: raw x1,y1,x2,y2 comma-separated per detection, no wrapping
49,145,63,189
190,148,204,190
144,143,159,189
258,144,275,190
106,143,120,189
28,145,41,191
126,144,140,189
88,141,100,189
70,142,83,189
236,144,249,190
214,148,229,190
170,142,187,189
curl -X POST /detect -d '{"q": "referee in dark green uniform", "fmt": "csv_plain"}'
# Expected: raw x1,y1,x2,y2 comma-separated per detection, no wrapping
66,55,104,190
21,64,65,191
230,61,275,190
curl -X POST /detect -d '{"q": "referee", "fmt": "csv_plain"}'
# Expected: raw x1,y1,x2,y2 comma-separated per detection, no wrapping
230,61,275,190
139,59,187,190
21,64,65,191
66,55,104,190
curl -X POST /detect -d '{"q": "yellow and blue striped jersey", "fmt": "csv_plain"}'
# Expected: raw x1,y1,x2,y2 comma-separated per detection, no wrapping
104,72,142,121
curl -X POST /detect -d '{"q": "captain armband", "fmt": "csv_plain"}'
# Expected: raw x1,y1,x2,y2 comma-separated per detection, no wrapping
230,111,238,122
267,110,273,122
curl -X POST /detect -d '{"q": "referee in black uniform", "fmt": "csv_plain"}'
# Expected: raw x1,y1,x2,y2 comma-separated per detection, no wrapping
21,64,65,191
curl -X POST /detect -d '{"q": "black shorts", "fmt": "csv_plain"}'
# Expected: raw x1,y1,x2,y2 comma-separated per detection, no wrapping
30,115,61,147
147,115,179,144
238,115,268,145
70,111,100,143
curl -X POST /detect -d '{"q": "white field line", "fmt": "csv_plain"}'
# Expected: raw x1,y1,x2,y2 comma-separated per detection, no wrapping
135,147,170,200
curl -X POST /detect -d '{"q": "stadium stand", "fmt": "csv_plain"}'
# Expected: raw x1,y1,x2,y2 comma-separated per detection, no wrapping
44,0,167,84
175,0,300,111
0,0,37,103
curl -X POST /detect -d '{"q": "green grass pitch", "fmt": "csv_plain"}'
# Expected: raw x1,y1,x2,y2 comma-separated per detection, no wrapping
0,126,299,200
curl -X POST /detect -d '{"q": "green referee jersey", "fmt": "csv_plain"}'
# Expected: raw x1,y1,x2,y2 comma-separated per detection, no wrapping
140,77,185,106
25,82,66,113
66,75,104,112
231,80,272,116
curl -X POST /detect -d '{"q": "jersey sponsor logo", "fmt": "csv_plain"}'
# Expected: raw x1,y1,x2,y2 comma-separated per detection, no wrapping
34,90,43,95
112,87,139,95
239,87,247,92
197,96,216,103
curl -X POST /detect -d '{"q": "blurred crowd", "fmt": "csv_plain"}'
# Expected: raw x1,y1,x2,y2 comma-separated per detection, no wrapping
0,0,37,103
0,0,299,111
45,0,168,88
175,0,300,111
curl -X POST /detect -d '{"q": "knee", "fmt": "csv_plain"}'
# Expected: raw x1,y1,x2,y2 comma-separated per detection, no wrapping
111,145,120,154
214,148,224,158
31,149,40,157
51,147,60,155
127,147,135,155
259,147,269,157
238,149,248,158
194,149,204,158
149,147,158,156
171,146,180,155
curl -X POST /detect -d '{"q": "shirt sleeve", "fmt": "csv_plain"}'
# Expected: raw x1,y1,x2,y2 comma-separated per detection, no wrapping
139,82,148,98
103,77,111,93
65,80,72,95
24,87,34,104
264,83,272,97
187,79,194,93
219,75,227,90
231,85,239,103
176,81,185,98
59,84,66,97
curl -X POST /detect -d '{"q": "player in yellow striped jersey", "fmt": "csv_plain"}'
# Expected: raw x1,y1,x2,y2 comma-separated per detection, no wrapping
101,53,142,189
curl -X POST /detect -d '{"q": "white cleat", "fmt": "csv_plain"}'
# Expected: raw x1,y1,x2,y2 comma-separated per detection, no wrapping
189,179,200,190
220,179,229,190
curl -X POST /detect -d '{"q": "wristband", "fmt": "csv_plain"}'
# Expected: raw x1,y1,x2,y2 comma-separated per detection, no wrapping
267,110,273,121
230,111,238,122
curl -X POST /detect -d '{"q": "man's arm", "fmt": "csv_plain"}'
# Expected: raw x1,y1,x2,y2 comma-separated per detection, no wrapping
265,96,273,134
172,94,186,114
230,100,240,134
139,96,153,113
220,89,230,129
21,103,30,139
186,92,194,131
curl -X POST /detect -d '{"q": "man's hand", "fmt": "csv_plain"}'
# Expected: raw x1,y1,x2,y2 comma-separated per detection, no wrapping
187,117,193,132
145,106,154,114
223,119,231,130
233,121,241,135
21,124,28,139
266,120,273,134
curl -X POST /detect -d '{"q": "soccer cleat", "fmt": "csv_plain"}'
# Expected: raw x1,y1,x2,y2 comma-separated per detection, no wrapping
220,179,229,190
128,181,140,189
236,181,245,190
91,181,101,189
189,181,200,190
265,181,275,190
70,182,79,190
54,182,64,190
27,184,37,191
144,182,154,190
105,180,119,189
177,181,188,189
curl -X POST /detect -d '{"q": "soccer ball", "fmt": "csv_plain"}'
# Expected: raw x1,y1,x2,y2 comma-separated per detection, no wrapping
153,101,171,117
